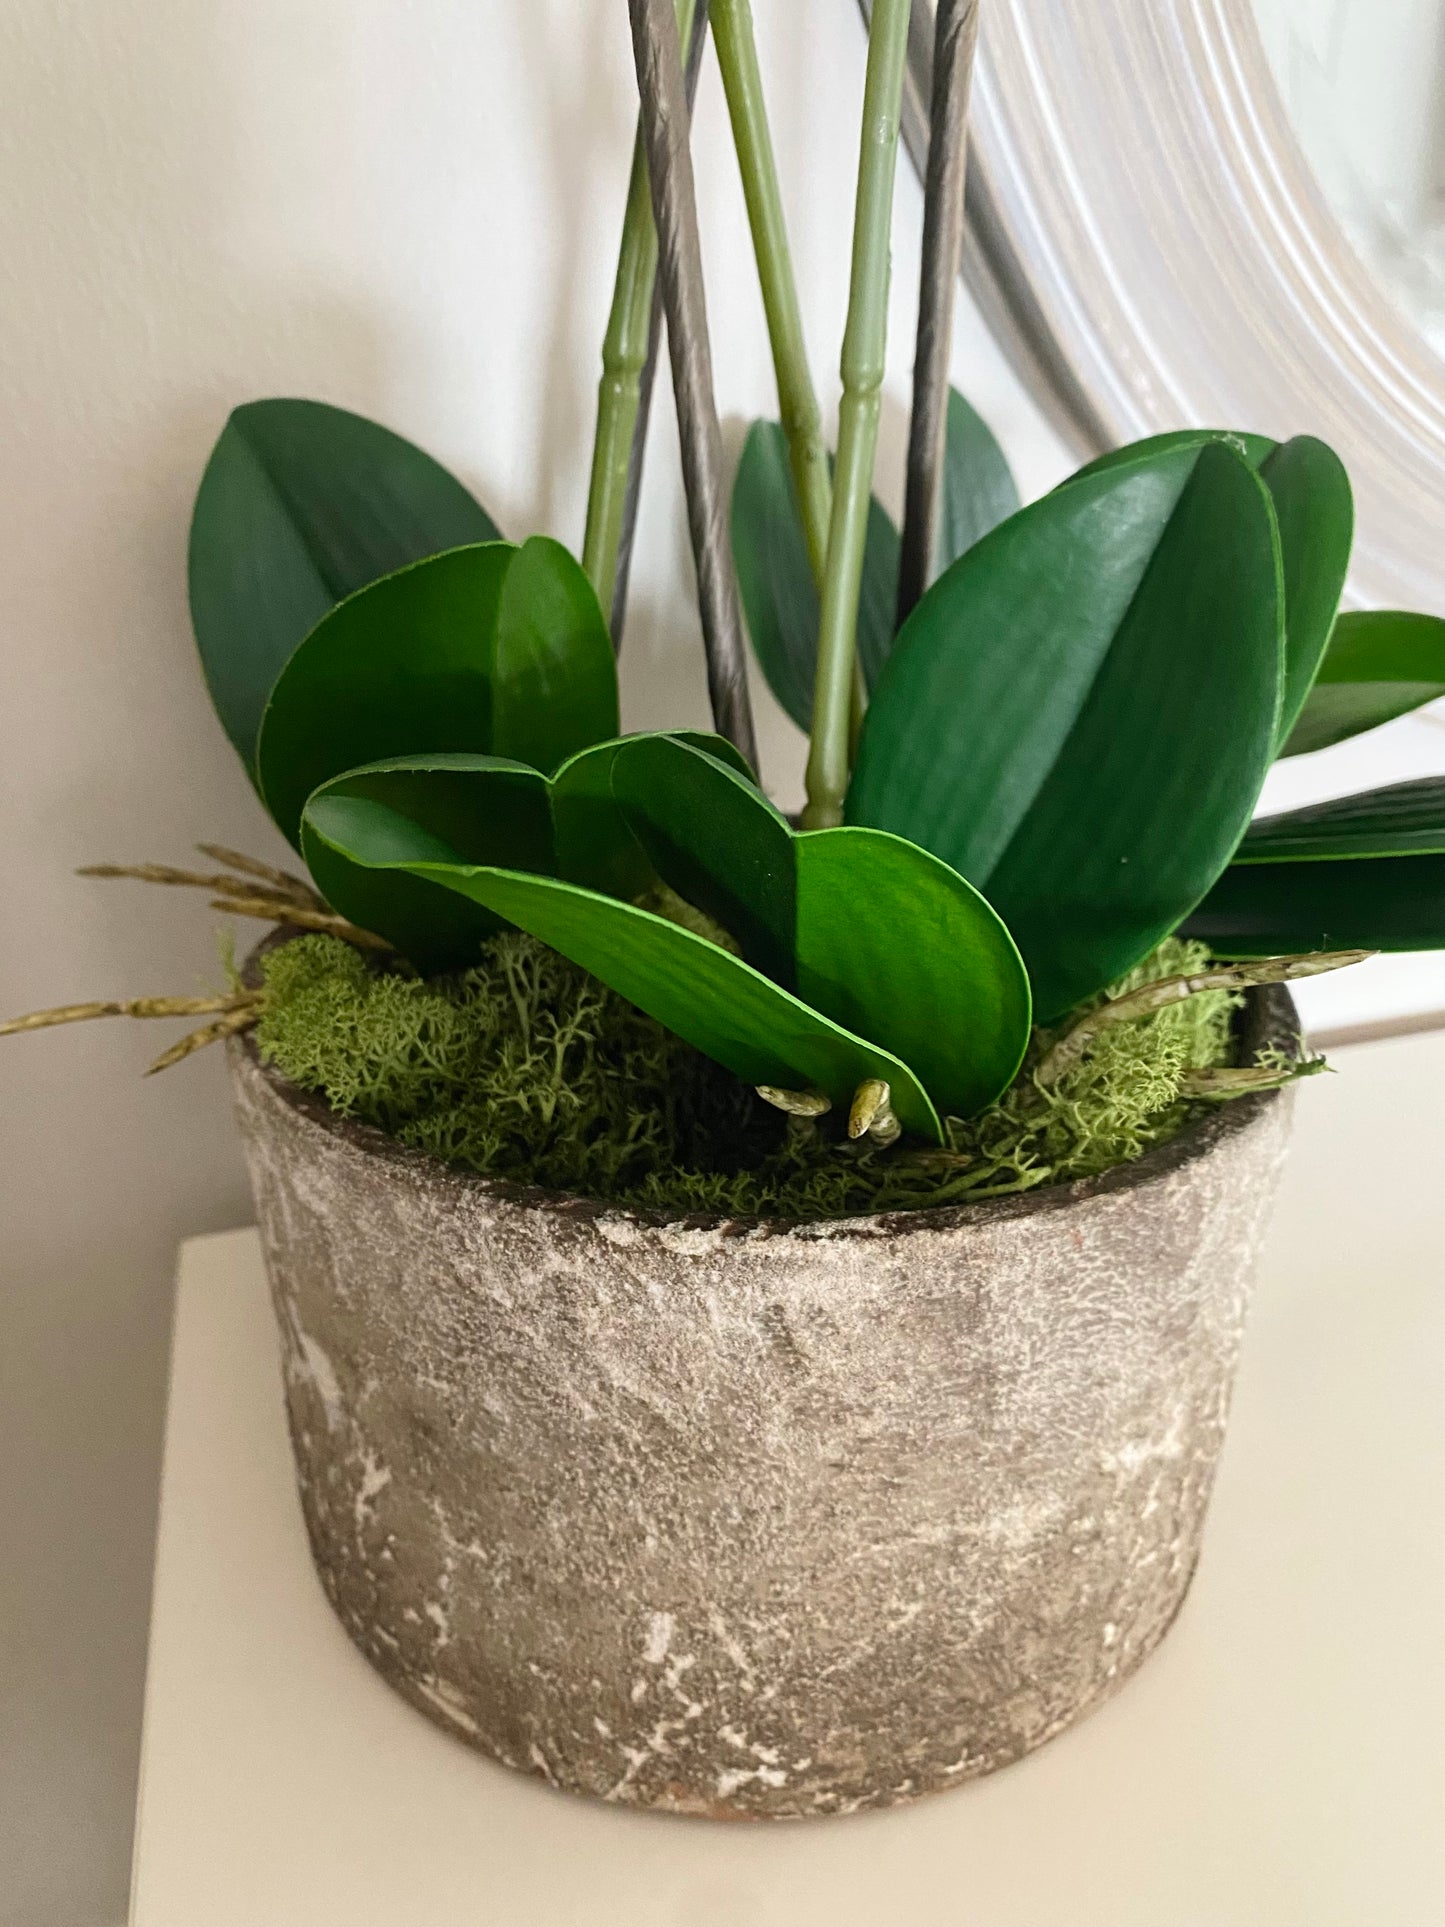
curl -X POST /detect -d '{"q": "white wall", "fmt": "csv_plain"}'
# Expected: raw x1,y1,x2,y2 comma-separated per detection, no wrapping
0,4,1068,1919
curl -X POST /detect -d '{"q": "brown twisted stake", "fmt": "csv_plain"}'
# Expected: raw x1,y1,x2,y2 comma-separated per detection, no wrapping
896,0,980,629
611,0,712,650
628,0,759,770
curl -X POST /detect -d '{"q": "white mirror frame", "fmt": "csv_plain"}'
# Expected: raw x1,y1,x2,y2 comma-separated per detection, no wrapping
886,0,1445,617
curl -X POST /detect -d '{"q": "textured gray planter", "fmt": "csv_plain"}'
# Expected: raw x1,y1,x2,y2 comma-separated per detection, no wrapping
229,988,1297,1819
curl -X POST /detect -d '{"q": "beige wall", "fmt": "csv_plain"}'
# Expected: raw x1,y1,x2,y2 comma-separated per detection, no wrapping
0,4,1067,1919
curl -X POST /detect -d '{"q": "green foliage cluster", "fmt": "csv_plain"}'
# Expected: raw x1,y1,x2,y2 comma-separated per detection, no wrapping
184,393,1445,1162
177,10,1445,1164
255,933,1236,1221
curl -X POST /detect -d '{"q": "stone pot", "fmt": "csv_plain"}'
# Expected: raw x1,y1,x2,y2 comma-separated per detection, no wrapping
228,986,1297,1819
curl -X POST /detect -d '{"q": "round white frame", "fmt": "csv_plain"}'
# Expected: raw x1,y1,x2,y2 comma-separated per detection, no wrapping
892,0,1445,616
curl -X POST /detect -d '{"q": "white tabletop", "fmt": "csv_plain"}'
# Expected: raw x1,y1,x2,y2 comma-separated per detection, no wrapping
130,1032,1445,1927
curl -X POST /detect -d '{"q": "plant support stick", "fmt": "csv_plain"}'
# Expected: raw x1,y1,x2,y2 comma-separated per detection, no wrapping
804,0,912,828
896,0,980,628
610,1,711,647
582,0,699,633
629,0,758,767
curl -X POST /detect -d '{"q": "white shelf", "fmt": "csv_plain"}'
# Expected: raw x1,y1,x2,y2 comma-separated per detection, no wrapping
131,1033,1445,1927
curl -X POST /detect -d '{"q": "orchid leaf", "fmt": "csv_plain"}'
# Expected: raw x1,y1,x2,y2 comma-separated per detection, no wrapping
848,440,1285,1019
939,386,1021,568
1185,858,1445,954
256,537,617,847
1283,610,1445,755
305,779,943,1137
302,734,1030,1124
1235,777,1445,861
1071,428,1351,746
189,398,501,771
731,389,1016,732
1186,778,1445,954
731,422,898,730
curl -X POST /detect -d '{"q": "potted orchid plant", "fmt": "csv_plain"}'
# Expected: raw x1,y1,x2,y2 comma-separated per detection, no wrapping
8,0,1445,1816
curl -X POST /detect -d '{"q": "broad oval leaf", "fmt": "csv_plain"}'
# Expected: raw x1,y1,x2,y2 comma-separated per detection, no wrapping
303,733,1031,1121
257,537,618,847
1071,428,1351,746
1283,610,1445,756
189,398,501,771
939,386,1022,567
603,737,1031,1115
303,786,945,1141
731,421,899,730
730,392,1015,733
792,826,1030,1118
302,754,553,977
1257,437,1353,741
848,441,1284,1019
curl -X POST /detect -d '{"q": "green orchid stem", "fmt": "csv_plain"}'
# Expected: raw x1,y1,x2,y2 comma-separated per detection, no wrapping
803,0,912,829
710,0,868,752
582,0,699,633
712,0,831,587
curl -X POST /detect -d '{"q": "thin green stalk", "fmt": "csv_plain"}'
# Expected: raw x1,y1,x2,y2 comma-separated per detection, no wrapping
803,0,912,828
712,0,830,585
582,0,698,627
712,1,867,744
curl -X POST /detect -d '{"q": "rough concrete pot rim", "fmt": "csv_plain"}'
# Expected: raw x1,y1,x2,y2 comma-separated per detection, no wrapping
238,936,1300,1241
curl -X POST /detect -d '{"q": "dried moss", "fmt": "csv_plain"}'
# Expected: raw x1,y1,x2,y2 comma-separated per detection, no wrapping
254,932,1239,1222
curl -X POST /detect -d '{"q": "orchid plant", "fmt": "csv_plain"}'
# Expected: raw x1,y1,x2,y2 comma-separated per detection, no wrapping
8,0,1445,1156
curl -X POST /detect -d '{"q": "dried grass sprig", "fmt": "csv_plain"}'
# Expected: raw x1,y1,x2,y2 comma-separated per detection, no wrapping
1035,948,1372,1086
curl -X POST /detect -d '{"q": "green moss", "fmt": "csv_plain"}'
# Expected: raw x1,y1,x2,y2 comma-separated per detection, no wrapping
254,932,1239,1221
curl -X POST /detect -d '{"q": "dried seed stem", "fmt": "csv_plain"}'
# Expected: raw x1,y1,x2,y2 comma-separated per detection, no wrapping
629,0,758,766
194,845,325,907
1036,948,1374,1086
205,896,391,950
0,991,260,1038
1180,1057,1331,1100
79,856,325,912
146,1004,261,1075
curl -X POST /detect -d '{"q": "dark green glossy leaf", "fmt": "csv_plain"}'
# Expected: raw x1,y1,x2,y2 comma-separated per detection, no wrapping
303,733,1030,1121
1184,853,1445,954
1236,777,1445,860
304,784,944,1138
1257,437,1353,742
849,441,1284,1019
731,422,899,730
604,738,1031,1114
791,826,1030,1117
1071,428,1277,483
1283,610,1445,755
1071,428,1351,745
607,734,797,986
729,392,1015,735
939,386,1021,566
1188,777,1445,955
257,538,618,847
302,754,552,976
189,398,501,770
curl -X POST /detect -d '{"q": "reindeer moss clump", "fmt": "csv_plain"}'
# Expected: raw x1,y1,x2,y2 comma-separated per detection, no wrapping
254,932,1239,1221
